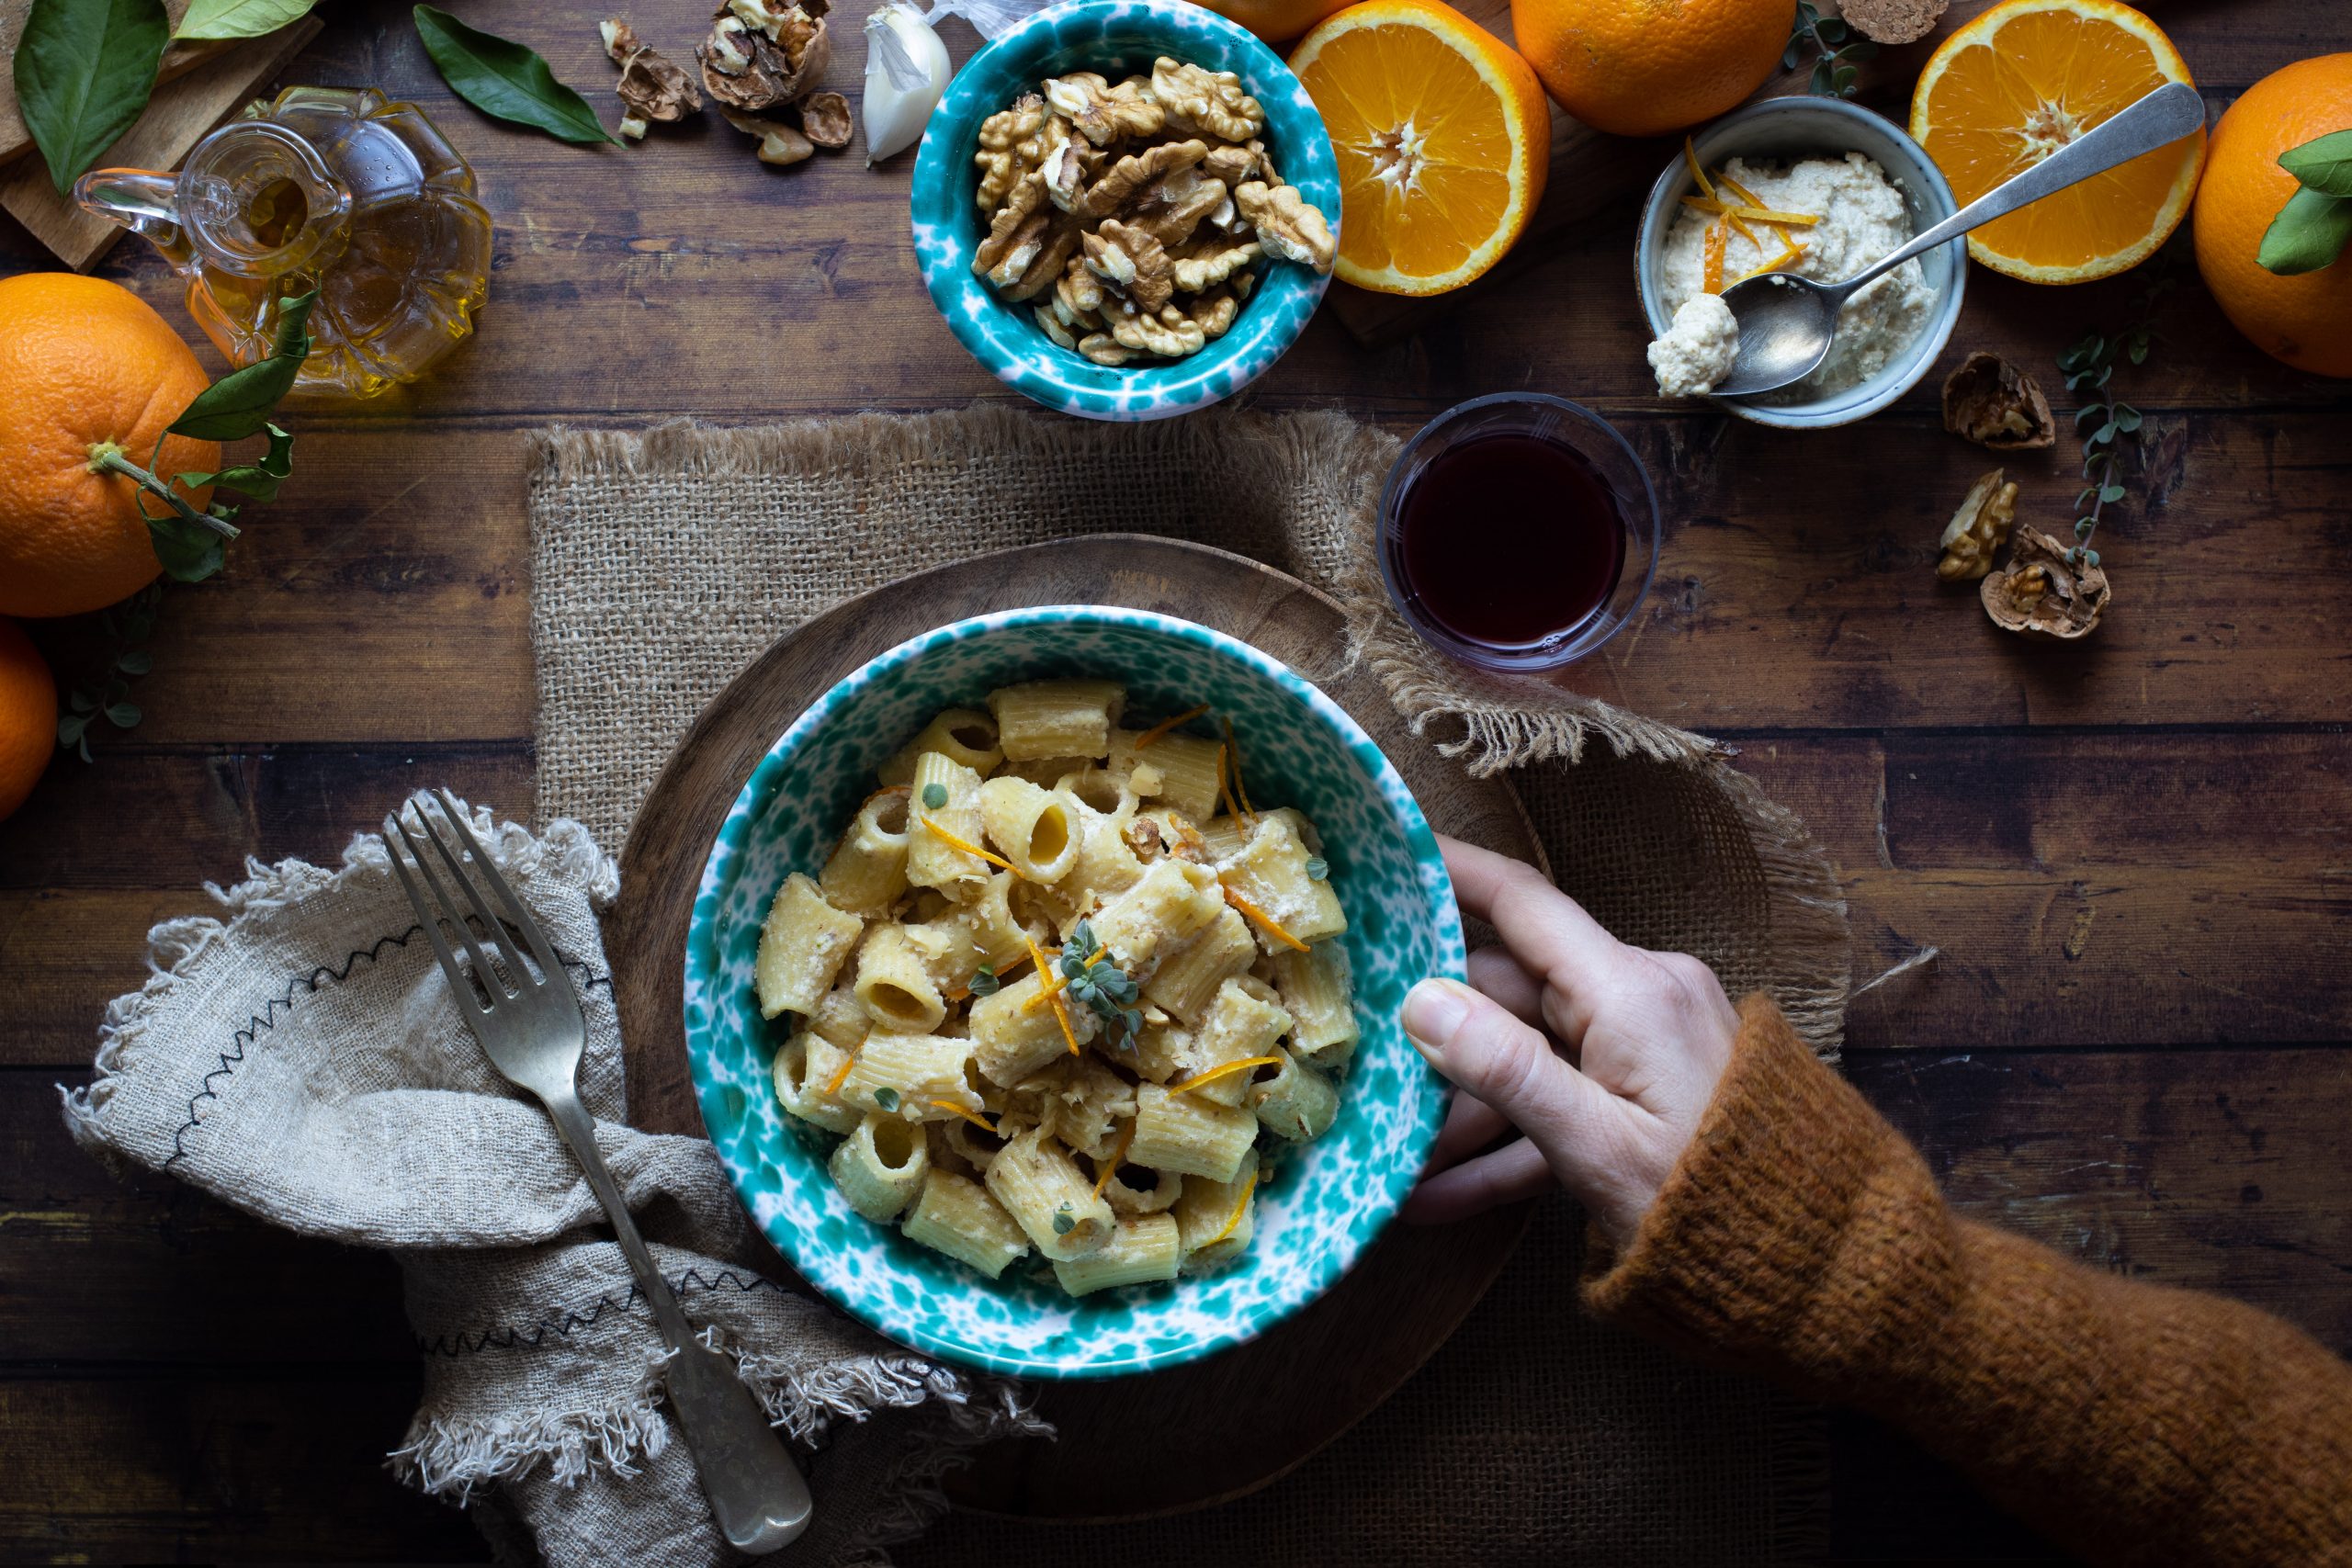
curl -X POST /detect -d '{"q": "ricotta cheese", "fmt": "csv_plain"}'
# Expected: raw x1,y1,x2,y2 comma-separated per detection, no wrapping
1650,151,1933,400
1647,293,1740,398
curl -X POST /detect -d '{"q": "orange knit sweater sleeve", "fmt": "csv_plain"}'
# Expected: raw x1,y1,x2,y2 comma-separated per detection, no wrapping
1584,994,2352,1566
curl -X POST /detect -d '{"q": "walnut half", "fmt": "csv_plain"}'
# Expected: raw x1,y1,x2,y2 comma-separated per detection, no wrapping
1981,525,2111,640
1943,352,2056,450
1937,468,2018,581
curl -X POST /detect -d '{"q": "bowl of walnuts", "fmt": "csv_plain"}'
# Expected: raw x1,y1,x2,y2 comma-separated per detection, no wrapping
910,0,1340,421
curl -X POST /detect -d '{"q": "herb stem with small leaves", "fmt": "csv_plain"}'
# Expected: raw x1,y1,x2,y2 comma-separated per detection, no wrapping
2056,276,2171,569
1784,1,1877,100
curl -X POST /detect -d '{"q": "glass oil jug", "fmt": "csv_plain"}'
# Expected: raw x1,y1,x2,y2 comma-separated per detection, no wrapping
75,86,494,400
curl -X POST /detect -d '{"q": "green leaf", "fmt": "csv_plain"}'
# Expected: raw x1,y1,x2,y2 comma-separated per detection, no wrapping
413,6,621,146
2099,484,2127,503
969,964,1000,997
115,649,153,675
169,296,316,441
14,0,171,195
149,515,225,581
105,702,141,728
872,1086,899,1111
2257,186,2352,276
2280,129,2352,199
174,0,315,39
207,423,297,501
2112,405,2142,433
58,712,90,747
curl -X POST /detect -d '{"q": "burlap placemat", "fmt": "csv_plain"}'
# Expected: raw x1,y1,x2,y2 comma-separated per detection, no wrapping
526,406,1850,1563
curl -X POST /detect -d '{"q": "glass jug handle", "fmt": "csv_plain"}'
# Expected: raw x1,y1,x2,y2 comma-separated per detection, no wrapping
74,168,198,275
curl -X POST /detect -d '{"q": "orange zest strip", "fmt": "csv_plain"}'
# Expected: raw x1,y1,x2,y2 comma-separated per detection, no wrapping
1090,1122,1138,1200
1682,136,1713,200
933,1100,999,1133
1222,886,1311,953
1220,716,1258,822
1132,704,1209,750
1201,1164,1269,1248
1679,195,1821,229
821,1046,858,1100
1025,933,1082,1056
1732,240,1807,287
920,813,1022,878
1702,220,1726,295
1714,169,1767,209
1170,1054,1283,1095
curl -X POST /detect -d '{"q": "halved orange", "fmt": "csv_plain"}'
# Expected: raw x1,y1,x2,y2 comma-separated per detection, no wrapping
1910,0,2205,284
1288,0,1550,296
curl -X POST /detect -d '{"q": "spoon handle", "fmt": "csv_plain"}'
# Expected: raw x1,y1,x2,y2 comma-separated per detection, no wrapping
1838,82,2207,298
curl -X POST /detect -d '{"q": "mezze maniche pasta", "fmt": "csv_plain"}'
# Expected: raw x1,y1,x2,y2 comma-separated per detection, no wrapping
754,680,1358,1297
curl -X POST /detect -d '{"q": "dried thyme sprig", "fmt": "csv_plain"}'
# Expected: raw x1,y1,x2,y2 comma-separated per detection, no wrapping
2055,275,2173,569
1784,1,1877,100
57,582,161,761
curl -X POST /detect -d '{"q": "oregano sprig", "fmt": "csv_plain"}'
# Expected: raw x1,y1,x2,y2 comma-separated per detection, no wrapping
2055,276,2172,570
1783,1,1877,101
1059,918,1142,1049
57,583,162,761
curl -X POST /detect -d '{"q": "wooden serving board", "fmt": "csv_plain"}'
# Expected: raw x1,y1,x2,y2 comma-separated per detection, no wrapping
606,534,1543,1520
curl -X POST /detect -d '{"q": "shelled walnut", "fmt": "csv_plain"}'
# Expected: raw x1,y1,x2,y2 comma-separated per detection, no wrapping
1982,525,2111,639
971,56,1335,367
1942,352,2056,450
1937,468,2018,581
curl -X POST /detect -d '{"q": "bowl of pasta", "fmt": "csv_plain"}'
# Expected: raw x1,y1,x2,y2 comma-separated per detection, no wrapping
683,605,1464,1378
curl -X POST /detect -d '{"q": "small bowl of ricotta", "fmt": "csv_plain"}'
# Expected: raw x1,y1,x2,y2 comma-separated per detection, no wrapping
1635,96,1966,429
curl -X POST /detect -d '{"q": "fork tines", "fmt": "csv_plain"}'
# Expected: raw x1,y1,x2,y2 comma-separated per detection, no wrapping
381,789,557,1013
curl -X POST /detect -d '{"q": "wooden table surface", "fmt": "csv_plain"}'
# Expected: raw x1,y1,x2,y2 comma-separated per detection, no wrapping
2,0,2346,1560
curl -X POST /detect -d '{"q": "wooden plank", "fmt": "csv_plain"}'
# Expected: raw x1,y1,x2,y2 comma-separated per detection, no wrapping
0,0,234,168
0,745,533,900
1736,732,2352,1051
0,1376,481,1562
0,18,322,269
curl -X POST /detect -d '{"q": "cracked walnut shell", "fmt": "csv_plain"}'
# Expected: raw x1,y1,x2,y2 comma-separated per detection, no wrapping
1943,352,2056,450
1982,525,2111,640
1937,468,2019,581
602,20,701,137
698,0,829,113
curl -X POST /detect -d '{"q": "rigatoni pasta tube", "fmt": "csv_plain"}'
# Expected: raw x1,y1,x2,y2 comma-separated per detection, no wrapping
1129,1081,1257,1183
1174,1146,1259,1272
1218,814,1346,949
853,923,948,1033
1250,1046,1339,1143
1190,976,1294,1108
840,1032,980,1120
772,1032,861,1134
906,752,989,897
754,873,864,1020
820,790,911,914
986,1125,1114,1260
989,679,1124,761
901,1169,1030,1280
1052,1213,1182,1296
807,985,872,1053
1144,906,1258,1024
1107,728,1223,821
878,708,1001,784
969,970,1079,1087
1271,942,1358,1066
1092,857,1222,968
830,1113,930,1220
978,775,1081,882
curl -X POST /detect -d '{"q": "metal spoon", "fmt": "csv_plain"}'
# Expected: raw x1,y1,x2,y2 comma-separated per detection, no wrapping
1709,82,2207,398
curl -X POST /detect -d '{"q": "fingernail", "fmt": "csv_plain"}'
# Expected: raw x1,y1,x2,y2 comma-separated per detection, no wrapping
1401,977,1474,1067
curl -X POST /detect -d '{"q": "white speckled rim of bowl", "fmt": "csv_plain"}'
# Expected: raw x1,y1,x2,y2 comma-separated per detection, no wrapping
683,604,1464,1378
1635,96,1967,430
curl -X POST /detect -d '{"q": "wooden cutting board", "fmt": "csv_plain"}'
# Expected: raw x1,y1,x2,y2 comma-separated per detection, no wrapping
605,535,1542,1520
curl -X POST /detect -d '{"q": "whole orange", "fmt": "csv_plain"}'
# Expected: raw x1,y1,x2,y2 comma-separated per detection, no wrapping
0,618,57,822
1513,0,1792,138
0,274,220,619
1197,0,1354,42
2192,54,2352,378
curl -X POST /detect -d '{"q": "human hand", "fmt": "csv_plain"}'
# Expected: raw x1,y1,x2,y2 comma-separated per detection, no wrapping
1399,835,1741,1244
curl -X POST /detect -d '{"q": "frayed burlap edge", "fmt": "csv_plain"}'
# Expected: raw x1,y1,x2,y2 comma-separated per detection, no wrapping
526,410,1849,1059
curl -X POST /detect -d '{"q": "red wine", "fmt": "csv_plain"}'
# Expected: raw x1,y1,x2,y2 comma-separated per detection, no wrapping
1390,432,1630,649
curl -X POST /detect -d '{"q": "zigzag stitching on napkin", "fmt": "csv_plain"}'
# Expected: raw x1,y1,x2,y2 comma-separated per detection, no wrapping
416,1266,791,1357
164,928,611,1169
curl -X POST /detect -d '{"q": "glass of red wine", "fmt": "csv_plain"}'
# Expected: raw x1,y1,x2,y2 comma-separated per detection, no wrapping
1377,393,1660,672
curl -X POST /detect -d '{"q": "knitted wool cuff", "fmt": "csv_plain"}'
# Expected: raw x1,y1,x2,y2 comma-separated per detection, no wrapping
1577,993,1961,1394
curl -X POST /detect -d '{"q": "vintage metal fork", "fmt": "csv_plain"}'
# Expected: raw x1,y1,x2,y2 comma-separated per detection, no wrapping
382,789,811,1553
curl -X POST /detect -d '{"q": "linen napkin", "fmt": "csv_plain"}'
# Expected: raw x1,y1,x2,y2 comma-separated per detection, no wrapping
62,794,1046,1568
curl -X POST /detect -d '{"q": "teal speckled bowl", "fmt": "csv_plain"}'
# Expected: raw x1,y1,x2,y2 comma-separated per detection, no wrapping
910,0,1340,422
684,607,1463,1378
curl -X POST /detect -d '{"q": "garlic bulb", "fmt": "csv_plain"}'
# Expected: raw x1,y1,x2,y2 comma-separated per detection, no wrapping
864,3,952,166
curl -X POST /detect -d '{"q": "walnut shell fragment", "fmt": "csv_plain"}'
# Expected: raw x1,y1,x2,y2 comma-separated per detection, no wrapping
698,0,830,113
1942,351,2055,450
1982,525,2110,640
1937,467,2018,581
602,19,702,139
720,106,814,165
799,90,853,148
